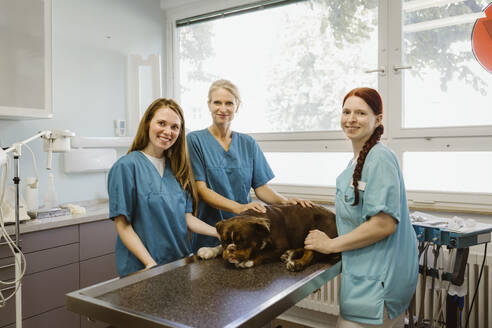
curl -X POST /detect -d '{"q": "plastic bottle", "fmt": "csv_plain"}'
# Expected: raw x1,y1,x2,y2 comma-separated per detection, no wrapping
44,173,58,209
24,177,39,212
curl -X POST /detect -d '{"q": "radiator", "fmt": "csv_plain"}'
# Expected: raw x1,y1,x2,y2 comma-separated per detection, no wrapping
296,272,341,315
296,250,491,327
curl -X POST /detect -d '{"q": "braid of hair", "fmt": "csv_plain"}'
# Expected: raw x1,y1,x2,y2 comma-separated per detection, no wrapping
351,125,384,206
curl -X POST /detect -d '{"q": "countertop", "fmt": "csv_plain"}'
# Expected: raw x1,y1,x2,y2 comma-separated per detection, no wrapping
67,256,341,328
4,199,110,235
6,199,491,237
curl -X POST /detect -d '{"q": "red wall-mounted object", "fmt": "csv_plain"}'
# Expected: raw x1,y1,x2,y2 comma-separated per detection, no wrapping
472,2,492,73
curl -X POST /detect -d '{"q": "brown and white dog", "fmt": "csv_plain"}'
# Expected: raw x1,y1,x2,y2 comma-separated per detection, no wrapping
197,204,340,271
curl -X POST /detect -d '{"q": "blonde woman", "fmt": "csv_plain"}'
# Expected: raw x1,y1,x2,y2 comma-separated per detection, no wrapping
108,98,218,277
187,80,312,252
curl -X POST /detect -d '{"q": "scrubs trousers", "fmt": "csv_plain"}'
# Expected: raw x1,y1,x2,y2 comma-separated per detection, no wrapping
336,309,405,328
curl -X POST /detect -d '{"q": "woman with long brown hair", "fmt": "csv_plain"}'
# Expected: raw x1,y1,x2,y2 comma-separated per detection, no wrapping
108,98,218,277
305,88,418,327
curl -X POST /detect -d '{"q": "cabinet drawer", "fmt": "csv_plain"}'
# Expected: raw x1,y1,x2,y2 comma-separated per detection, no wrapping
0,243,79,282
3,306,80,328
0,256,15,281
0,263,79,327
19,225,79,254
80,220,116,261
80,253,118,288
1,225,78,259
25,243,79,275
0,234,17,260
22,225,79,253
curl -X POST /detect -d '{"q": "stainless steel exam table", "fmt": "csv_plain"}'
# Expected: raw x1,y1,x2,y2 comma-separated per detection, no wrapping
66,256,341,328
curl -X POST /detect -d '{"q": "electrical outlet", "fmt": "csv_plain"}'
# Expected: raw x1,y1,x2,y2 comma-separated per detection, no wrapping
114,119,126,137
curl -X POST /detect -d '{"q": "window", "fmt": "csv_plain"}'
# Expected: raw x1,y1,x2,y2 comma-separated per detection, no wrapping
176,0,378,133
402,0,492,128
265,152,353,186
403,152,492,193
165,0,492,211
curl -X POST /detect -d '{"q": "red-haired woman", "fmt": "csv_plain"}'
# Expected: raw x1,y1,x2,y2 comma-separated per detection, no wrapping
305,88,418,327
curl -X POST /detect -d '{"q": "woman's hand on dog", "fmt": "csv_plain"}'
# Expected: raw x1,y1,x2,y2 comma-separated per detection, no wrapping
285,198,314,208
304,229,336,254
235,202,267,214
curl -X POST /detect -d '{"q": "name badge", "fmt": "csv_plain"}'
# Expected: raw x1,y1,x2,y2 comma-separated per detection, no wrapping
350,180,366,191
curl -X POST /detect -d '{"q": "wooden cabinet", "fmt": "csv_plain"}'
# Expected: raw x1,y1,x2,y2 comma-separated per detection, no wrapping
80,220,117,261
4,307,80,328
0,220,117,328
79,220,118,328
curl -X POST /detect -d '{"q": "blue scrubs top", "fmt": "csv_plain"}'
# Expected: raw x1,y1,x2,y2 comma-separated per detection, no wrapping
187,129,274,251
335,143,418,325
108,151,193,277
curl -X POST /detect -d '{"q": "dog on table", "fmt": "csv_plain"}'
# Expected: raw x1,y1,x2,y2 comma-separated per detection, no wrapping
197,204,340,271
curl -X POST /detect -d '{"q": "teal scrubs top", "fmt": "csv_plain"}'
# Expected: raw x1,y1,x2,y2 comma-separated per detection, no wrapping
187,129,274,252
108,151,193,277
335,143,418,325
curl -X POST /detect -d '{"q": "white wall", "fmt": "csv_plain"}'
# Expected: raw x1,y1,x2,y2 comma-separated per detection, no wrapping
160,0,199,10
0,0,164,205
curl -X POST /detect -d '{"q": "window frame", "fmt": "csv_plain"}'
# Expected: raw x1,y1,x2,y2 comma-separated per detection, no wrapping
163,0,492,213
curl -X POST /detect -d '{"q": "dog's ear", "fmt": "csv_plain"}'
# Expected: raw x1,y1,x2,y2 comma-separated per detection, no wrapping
250,217,271,233
215,220,224,235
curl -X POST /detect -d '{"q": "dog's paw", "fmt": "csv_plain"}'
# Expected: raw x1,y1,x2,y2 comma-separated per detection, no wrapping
197,245,222,260
280,250,294,263
235,260,254,268
286,260,305,272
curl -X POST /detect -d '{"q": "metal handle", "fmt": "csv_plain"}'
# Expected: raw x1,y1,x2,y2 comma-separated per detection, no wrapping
393,64,413,73
364,66,385,76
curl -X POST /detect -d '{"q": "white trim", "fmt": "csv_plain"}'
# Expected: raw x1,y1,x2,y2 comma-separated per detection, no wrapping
45,0,53,119
258,139,352,153
268,184,492,213
386,0,404,141
71,137,132,149
404,12,485,33
378,0,390,127
251,130,346,141
165,18,175,97
407,190,492,204
392,126,492,138
403,0,466,13
127,54,162,136
407,190,492,213
387,136,492,152
268,184,336,203
164,0,263,21
127,55,140,136
171,21,179,100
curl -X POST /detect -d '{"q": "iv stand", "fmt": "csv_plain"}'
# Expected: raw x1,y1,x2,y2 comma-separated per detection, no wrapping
13,154,21,328
4,130,51,328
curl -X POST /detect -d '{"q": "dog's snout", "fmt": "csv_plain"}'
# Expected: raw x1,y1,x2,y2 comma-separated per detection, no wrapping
222,243,237,260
